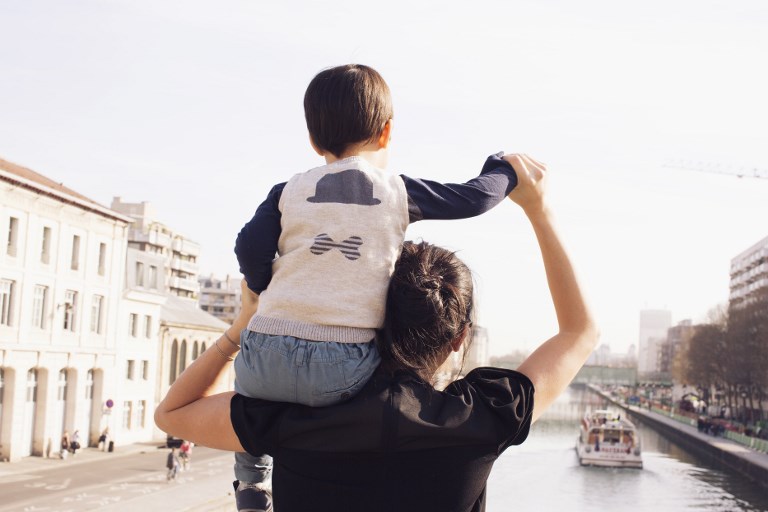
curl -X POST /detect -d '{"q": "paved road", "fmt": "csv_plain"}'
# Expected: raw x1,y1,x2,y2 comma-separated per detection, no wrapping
0,447,236,512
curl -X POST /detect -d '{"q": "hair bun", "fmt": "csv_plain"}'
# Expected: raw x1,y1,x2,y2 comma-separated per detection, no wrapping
422,274,443,291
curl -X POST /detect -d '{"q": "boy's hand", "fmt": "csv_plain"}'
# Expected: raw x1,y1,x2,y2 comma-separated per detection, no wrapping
504,154,548,214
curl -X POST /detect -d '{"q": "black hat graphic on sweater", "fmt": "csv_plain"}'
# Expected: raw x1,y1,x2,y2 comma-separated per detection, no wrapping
307,169,381,206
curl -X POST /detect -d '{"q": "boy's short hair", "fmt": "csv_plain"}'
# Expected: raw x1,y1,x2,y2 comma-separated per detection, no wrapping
304,64,393,158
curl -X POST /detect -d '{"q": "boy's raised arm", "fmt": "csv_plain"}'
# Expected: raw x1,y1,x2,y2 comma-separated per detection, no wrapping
401,153,517,222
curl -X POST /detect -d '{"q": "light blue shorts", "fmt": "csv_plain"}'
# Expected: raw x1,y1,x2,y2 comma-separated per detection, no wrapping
233,330,381,407
232,330,380,483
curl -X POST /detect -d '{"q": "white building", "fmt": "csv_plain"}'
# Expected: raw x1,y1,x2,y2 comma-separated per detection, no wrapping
637,309,672,375
729,234,768,308
0,158,145,461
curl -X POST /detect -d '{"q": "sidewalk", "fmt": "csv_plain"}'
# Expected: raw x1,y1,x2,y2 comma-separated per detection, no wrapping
0,442,159,481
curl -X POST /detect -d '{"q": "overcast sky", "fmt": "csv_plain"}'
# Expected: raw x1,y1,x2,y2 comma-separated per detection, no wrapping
2,0,767,355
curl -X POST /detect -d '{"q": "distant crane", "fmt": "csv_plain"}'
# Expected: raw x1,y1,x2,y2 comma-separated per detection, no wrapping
663,160,768,180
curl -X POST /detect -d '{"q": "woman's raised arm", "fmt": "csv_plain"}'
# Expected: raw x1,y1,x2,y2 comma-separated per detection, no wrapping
505,154,599,424
154,281,259,451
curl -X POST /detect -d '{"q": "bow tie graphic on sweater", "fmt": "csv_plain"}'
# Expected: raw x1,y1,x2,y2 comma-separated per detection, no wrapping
310,234,363,260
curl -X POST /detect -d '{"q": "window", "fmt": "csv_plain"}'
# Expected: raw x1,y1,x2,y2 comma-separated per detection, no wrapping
41,227,52,264
122,401,132,429
26,369,38,402
63,290,77,331
31,285,48,329
0,280,15,326
85,369,94,399
129,313,138,337
144,315,152,338
90,295,104,334
7,217,19,257
57,370,68,400
126,360,135,380
141,360,149,380
137,400,146,428
98,243,107,276
135,262,144,287
71,235,81,270
148,265,158,289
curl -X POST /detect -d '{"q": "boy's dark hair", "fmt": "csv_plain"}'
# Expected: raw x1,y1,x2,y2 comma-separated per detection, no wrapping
304,64,393,159
377,241,475,383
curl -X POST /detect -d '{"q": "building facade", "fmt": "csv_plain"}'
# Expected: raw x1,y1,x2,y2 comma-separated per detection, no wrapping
729,235,768,308
198,274,242,325
110,198,201,300
637,309,672,375
0,158,139,461
658,319,693,376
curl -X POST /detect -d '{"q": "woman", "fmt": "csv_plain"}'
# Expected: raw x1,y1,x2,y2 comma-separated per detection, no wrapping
155,154,598,512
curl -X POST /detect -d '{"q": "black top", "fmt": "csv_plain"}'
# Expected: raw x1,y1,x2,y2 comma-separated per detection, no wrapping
230,366,534,512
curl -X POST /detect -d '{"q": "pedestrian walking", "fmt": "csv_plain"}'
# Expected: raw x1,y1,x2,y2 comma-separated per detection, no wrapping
70,430,81,455
166,448,180,481
179,440,193,471
98,427,110,452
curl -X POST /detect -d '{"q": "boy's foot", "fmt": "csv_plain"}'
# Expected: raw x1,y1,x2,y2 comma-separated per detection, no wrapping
233,481,272,512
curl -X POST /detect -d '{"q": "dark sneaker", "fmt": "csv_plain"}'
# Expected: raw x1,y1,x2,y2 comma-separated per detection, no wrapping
233,480,272,512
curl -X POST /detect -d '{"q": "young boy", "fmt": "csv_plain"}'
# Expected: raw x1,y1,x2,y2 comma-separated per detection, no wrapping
231,64,518,511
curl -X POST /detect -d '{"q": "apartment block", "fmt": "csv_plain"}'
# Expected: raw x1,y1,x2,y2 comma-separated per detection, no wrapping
198,274,242,325
110,198,201,299
729,235,768,308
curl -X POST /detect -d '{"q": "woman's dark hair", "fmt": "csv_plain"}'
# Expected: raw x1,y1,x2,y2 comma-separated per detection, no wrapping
377,241,475,382
304,64,393,158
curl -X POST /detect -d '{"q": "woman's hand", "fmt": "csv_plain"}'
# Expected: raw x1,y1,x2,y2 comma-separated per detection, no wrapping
503,154,548,214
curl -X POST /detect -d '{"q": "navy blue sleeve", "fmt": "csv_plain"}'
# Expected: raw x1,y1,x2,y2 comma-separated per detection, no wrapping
234,182,286,293
401,153,518,222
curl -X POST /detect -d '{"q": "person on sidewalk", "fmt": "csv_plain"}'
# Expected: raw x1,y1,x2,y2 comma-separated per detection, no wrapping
98,428,110,452
166,448,180,481
60,431,70,460
156,154,600,512
70,430,81,456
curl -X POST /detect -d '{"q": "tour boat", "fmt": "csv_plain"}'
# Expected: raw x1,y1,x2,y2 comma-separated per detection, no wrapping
576,409,643,468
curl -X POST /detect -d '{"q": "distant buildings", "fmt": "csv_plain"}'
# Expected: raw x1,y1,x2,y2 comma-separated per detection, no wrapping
637,309,672,375
110,198,202,299
0,158,227,462
198,275,242,325
729,234,768,308
658,319,694,375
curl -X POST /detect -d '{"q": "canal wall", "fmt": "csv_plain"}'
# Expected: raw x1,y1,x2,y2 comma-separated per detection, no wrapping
587,385,768,490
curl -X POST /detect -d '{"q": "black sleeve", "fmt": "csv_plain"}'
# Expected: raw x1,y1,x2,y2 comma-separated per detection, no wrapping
234,183,286,293
401,153,518,223
445,367,535,453
230,393,286,458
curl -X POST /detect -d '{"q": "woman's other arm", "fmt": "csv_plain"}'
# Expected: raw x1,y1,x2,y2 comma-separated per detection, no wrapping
154,281,259,451
506,154,599,424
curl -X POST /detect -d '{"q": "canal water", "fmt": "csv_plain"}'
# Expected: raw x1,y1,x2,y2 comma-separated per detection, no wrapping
487,386,768,511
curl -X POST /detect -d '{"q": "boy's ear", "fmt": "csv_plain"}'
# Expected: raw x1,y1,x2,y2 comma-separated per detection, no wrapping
377,119,393,149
